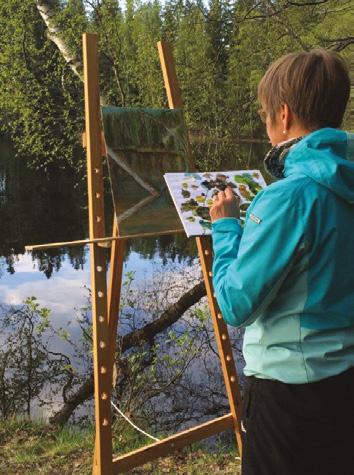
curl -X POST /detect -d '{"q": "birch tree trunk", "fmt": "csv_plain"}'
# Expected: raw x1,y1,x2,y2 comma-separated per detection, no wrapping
36,0,84,80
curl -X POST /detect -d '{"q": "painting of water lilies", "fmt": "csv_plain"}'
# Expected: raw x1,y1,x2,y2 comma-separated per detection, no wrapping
164,170,267,237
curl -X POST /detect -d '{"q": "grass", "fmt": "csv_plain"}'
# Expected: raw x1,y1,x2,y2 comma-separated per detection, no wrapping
0,418,93,474
0,418,241,474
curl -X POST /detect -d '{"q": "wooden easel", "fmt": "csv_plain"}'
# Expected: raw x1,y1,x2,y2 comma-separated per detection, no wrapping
87,32,243,473
27,33,243,475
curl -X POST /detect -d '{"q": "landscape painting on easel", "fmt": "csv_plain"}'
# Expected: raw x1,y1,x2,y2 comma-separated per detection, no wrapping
164,171,267,237
101,106,190,237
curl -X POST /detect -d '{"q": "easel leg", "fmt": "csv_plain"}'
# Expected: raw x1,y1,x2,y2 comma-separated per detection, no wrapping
90,243,114,475
196,236,243,453
93,217,125,471
83,32,113,475
107,216,126,375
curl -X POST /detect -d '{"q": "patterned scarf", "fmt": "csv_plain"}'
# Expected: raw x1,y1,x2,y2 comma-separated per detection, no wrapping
263,136,303,180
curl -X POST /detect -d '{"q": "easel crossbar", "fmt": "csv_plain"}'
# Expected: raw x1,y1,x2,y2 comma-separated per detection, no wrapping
112,413,234,473
25,236,121,251
25,229,185,252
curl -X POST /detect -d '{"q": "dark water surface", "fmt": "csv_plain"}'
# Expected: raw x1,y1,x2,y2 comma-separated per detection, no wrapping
0,138,268,419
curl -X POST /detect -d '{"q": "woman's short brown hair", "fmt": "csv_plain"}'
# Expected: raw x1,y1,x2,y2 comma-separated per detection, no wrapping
258,49,350,130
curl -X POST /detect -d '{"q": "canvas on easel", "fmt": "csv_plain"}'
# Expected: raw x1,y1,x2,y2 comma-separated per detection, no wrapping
101,106,190,237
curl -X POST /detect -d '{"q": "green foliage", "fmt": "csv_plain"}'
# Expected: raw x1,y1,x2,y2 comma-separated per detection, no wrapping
0,0,85,170
0,0,352,172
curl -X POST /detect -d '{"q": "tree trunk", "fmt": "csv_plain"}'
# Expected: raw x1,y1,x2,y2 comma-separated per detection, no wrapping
36,0,83,80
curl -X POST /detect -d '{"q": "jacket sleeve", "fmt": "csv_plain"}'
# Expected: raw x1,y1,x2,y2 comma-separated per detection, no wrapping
212,185,307,327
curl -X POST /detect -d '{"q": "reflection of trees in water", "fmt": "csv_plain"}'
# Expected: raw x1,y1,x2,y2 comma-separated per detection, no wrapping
0,139,268,276
0,138,87,277
125,234,198,265
30,249,88,279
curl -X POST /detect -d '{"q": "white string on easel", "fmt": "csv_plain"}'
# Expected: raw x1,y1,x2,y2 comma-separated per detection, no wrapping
111,400,160,442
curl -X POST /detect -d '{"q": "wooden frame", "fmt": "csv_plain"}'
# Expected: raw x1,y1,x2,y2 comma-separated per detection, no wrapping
27,33,243,475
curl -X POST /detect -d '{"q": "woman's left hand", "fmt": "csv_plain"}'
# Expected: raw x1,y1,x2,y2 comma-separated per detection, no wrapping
209,187,240,223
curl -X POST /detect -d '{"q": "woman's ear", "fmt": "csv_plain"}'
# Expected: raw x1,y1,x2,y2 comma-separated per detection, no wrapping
281,103,292,135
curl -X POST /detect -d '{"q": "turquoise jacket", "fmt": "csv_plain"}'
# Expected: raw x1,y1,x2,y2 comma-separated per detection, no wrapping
212,128,354,384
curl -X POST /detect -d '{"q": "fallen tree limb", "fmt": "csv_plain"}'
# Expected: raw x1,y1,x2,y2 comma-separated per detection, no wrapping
49,280,206,425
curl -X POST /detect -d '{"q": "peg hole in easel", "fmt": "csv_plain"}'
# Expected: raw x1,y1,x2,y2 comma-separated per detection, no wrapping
99,341,106,349
217,313,222,319
94,168,100,174
230,376,236,383
98,290,104,298
226,355,232,362
98,315,105,323
96,216,102,223
95,192,101,199
97,265,103,272
221,334,227,341
100,366,107,374
102,419,109,426
204,249,209,256
208,271,212,277
101,392,108,400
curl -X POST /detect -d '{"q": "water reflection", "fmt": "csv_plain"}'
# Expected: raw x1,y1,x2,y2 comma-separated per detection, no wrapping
0,138,88,277
0,137,269,277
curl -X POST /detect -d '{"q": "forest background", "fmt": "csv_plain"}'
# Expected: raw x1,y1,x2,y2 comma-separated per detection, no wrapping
0,1,353,473
0,0,353,173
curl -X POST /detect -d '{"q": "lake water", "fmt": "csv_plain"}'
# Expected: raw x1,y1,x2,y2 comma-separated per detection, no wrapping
0,138,268,322
0,137,269,422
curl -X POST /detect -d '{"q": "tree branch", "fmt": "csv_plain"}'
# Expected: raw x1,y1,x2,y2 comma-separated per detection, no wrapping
322,36,354,51
286,0,329,6
49,280,206,425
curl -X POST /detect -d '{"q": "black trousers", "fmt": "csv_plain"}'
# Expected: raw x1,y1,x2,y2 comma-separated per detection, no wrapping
241,367,354,475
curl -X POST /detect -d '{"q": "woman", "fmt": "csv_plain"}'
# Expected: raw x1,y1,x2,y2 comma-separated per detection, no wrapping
210,49,353,475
